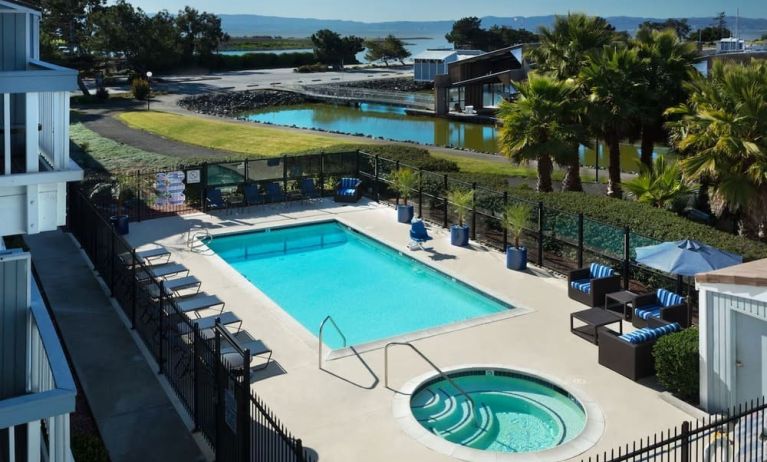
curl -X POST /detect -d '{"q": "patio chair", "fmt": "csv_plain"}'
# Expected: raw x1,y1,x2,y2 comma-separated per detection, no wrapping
221,332,272,371
206,188,226,209
179,311,243,341
266,182,285,203
136,262,189,282
243,183,266,206
597,322,681,381
145,275,201,299
408,219,432,250
134,246,171,265
632,288,688,328
568,263,622,307
300,178,320,201
334,177,362,203
173,293,225,316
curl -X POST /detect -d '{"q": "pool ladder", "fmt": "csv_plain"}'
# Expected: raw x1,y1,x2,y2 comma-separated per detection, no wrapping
384,341,477,418
318,315,347,369
187,225,212,251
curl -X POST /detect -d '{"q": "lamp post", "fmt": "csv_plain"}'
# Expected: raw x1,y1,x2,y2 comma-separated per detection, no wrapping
146,71,153,111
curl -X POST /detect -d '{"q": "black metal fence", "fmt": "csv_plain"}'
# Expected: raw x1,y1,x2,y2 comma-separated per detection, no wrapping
582,397,767,461
67,184,314,462
81,150,697,314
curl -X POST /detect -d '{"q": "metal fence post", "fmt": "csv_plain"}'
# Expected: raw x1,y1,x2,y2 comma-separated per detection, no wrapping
395,160,400,206
319,152,325,197
214,330,223,462
577,213,584,268
109,233,115,297
502,191,508,250
623,226,630,290
158,281,165,375
136,170,142,222
296,438,304,462
192,323,201,432
239,350,251,460
680,421,690,462
443,174,449,229
131,249,137,329
282,155,288,201
471,183,477,241
373,154,379,202
201,162,209,213
418,169,423,219
355,150,361,178
537,201,544,267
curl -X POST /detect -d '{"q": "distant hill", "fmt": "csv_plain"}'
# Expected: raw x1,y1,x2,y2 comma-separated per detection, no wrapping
219,14,767,40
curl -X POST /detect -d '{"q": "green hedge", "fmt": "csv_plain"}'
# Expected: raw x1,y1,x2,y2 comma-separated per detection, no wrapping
206,52,316,71
653,327,700,402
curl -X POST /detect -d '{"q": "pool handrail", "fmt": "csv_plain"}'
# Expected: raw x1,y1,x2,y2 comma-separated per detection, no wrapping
384,341,476,412
318,315,347,368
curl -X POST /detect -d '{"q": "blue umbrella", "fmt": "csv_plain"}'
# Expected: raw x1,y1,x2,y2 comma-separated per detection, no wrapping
635,239,743,277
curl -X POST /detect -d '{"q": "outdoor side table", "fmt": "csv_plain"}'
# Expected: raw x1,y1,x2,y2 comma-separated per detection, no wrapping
605,290,637,320
570,308,623,345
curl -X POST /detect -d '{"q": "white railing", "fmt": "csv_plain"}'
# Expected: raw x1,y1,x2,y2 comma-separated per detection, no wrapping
291,84,435,110
0,279,76,462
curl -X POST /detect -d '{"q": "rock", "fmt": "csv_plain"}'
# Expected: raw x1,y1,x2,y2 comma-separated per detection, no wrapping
178,90,308,116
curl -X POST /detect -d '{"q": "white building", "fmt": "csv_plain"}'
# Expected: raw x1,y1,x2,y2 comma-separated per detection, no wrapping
413,49,483,83
717,37,745,53
0,0,83,237
696,259,767,412
1,1,79,460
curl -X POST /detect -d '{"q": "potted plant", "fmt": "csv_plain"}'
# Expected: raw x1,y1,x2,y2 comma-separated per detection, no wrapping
447,188,474,246
503,203,532,270
90,175,132,235
390,168,419,223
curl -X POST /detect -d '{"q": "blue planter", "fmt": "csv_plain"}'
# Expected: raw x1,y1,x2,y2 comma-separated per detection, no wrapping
450,225,470,247
110,215,130,235
506,246,527,271
397,204,414,223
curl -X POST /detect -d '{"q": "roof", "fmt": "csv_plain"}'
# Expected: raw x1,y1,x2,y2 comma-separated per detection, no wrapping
414,49,459,61
448,44,525,67
0,0,41,14
696,258,767,287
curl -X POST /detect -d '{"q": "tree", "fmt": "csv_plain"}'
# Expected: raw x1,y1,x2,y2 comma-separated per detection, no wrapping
445,17,488,50
633,28,698,168
625,154,695,208
498,74,583,193
365,35,410,66
638,18,691,39
487,26,538,49
580,46,646,198
689,26,732,42
311,29,364,69
176,6,229,61
666,60,767,238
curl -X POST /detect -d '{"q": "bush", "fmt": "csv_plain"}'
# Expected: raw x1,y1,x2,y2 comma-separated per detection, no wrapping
206,52,316,71
653,327,700,402
71,433,109,462
295,63,330,73
131,78,150,101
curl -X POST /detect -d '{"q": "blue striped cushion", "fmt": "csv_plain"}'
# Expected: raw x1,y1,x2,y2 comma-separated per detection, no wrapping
339,188,356,196
570,280,591,293
341,178,358,189
657,289,684,307
649,322,682,337
635,305,662,320
590,263,614,279
619,322,681,344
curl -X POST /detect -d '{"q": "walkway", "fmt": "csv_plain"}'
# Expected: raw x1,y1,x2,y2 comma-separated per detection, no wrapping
26,230,207,462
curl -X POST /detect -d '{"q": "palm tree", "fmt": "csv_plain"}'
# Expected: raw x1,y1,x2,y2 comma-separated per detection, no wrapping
666,60,767,238
580,46,646,198
633,28,698,168
530,13,617,191
498,74,582,193
625,154,695,208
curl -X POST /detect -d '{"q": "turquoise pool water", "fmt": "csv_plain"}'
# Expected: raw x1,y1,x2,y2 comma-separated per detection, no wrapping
411,370,586,453
207,222,510,348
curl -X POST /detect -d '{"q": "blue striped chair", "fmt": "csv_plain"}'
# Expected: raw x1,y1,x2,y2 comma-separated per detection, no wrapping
598,322,682,381
334,177,362,203
632,288,687,328
567,263,622,307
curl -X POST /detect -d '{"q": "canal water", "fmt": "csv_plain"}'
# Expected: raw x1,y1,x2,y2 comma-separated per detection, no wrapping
243,102,668,171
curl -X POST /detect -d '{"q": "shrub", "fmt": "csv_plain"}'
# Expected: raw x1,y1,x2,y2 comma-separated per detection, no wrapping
653,327,700,402
131,78,150,101
206,52,316,71
71,433,109,462
294,63,330,73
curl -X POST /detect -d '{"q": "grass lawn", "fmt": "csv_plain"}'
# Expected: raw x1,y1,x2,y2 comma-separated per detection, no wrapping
117,111,354,156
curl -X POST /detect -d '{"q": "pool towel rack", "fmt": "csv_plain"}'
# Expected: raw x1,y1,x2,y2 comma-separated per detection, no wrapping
318,315,347,368
384,341,477,415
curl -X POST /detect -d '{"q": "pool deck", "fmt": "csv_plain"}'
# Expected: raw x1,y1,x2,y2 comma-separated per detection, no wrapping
126,198,695,462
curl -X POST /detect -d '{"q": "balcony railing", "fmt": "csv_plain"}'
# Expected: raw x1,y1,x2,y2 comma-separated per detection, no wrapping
0,276,76,462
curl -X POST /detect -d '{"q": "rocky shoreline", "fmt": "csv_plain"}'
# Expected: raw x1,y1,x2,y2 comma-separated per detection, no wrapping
178,90,308,117
339,77,432,92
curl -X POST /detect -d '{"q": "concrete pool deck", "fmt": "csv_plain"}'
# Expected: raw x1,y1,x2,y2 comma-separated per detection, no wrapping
125,198,694,462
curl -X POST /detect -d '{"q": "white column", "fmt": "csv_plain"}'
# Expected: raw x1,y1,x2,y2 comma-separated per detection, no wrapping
3,93,9,175
8,425,15,461
27,420,41,462
26,92,40,173
26,183,39,234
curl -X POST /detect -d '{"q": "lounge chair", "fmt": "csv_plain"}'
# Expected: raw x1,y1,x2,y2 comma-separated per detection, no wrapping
266,182,285,203
146,275,201,299
174,293,225,316
568,263,622,307
206,188,226,209
334,177,362,203
597,322,681,381
632,288,688,328
408,219,432,250
119,246,171,267
179,311,242,340
136,263,189,282
300,178,320,201
243,183,266,206
221,334,272,371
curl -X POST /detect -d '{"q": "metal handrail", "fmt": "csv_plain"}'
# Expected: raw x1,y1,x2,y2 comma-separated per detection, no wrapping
318,315,347,368
384,341,475,410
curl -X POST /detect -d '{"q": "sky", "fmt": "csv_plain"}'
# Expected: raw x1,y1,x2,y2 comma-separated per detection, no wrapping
127,0,767,20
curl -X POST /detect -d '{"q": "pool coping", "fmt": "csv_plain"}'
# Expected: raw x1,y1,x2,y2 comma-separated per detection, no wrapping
197,212,535,359
392,364,605,462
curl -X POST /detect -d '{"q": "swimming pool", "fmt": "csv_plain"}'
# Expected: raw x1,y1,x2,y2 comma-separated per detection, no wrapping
206,221,512,348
